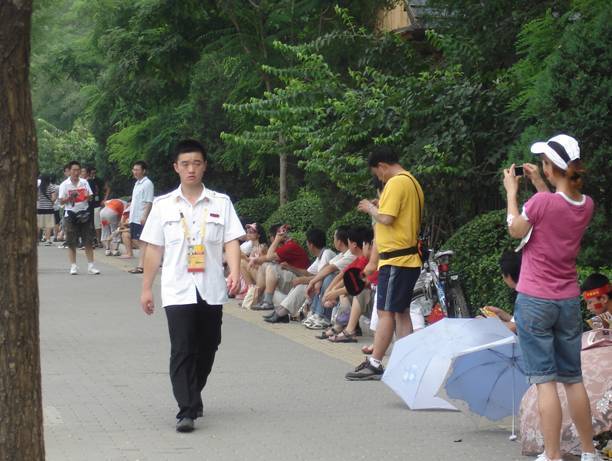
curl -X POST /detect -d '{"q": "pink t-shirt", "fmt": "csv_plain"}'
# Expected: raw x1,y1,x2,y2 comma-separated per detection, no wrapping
517,192,594,300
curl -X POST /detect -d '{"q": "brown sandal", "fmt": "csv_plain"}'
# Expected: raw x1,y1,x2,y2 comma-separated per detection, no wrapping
128,267,144,274
315,326,342,340
328,330,358,343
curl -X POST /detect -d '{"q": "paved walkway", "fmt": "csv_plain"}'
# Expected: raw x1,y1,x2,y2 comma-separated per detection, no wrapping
39,245,528,461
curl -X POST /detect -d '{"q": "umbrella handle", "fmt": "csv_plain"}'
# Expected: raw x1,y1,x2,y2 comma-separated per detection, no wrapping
509,344,518,441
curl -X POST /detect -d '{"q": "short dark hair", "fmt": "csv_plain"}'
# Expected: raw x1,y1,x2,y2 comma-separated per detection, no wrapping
84,165,96,174
362,226,373,245
67,160,81,169
499,250,522,284
133,160,148,170
333,225,350,246
581,273,611,295
367,145,399,168
347,226,370,249
306,228,326,249
173,139,206,162
269,223,282,237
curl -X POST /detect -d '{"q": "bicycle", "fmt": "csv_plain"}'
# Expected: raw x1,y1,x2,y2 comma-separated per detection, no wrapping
410,248,471,327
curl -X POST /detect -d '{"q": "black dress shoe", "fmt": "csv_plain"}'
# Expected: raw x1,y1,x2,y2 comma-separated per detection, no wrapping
176,417,194,432
262,310,276,319
264,312,290,323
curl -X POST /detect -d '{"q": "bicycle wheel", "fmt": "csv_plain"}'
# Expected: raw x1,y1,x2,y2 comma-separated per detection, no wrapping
446,282,470,318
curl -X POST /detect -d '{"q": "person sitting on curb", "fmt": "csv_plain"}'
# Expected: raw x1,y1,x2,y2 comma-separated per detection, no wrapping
314,227,372,332
263,228,335,323
325,228,376,343
302,225,356,329
479,250,522,334
251,223,310,311
581,273,612,329
240,222,268,287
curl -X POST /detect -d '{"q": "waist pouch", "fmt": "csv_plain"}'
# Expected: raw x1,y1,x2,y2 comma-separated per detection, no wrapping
67,210,91,224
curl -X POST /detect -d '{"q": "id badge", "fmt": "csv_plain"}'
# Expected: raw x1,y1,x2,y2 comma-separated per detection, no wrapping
187,244,205,272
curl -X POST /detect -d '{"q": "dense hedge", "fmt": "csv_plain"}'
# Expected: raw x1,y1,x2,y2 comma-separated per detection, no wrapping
234,195,278,225
443,210,518,314
263,191,331,234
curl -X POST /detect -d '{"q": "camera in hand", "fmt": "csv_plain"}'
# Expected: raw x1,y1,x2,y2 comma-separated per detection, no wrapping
514,166,524,176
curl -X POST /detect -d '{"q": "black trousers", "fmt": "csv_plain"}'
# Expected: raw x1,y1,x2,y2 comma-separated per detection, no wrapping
164,292,222,419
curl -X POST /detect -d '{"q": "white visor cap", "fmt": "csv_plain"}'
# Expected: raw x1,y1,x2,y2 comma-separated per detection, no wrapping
530,134,580,170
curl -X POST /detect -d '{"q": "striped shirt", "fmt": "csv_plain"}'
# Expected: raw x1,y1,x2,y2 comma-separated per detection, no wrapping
37,184,57,214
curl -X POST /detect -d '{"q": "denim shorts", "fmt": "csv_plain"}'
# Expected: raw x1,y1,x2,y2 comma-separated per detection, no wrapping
514,293,583,385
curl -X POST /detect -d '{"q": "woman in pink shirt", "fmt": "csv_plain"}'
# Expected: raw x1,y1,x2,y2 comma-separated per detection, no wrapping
503,134,598,461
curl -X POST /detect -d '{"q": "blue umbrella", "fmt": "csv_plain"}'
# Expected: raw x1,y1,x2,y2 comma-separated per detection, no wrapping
438,339,530,439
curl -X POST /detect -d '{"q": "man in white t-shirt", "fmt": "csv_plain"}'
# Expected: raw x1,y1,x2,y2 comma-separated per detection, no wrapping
139,139,244,433
263,228,335,323
57,161,100,275
126,160,154,274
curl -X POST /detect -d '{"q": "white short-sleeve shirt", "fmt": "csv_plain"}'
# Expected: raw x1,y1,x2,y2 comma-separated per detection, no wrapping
129,176,154,224
58,178,92,216
307,248,336,275
240,240,253,255
328,249,356,272
140,185,245,307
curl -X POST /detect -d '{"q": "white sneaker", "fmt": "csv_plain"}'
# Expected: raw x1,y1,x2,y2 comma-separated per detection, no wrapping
111,250,121,256
87,266,100,275
104,249,111,256
535,453,563,461
302,313,319,326
70,265,78,275
581,452,602,461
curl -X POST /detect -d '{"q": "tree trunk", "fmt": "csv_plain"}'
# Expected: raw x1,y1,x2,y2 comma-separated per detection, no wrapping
279,151,288,205
0,1,45,460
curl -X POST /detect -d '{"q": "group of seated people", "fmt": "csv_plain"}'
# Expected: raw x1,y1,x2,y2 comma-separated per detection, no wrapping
237,223,378,344
237,221,611,345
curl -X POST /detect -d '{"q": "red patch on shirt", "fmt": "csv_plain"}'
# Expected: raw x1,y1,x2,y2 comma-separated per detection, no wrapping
210,213,219,218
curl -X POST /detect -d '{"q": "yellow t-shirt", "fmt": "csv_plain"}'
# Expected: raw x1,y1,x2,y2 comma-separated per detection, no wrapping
376,171,424,268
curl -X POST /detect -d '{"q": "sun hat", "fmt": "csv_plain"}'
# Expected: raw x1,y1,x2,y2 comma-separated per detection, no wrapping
530,134,580,170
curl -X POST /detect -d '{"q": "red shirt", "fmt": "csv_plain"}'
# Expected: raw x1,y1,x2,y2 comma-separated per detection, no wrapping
344,256,368,273
276,240,310,269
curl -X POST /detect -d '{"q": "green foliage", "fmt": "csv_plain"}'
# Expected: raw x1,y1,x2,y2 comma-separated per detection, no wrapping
37,119,99,178
443,210,518,314
263,191,331,234
234,195,279,224
326,210,372,248
509,0,612,266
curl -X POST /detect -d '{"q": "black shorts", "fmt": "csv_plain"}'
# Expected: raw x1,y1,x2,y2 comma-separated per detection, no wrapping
130,222,144,240
377,265,421,313
64,218,95,248
54,210,61,225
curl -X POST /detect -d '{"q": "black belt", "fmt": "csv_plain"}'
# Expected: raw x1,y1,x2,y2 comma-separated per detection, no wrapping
379,246,418,260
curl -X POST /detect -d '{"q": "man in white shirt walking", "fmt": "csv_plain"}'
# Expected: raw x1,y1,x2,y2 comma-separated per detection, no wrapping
57,161,100,275
127,160,154,274
139,139,244,433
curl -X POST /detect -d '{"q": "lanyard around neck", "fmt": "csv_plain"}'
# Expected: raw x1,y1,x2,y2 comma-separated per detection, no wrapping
179,205,208,243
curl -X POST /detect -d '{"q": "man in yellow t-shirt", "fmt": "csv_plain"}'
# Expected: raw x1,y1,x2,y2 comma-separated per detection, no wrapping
346,145,424,381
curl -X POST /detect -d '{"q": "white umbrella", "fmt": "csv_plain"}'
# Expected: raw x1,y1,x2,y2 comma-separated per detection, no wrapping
382,318,515,410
